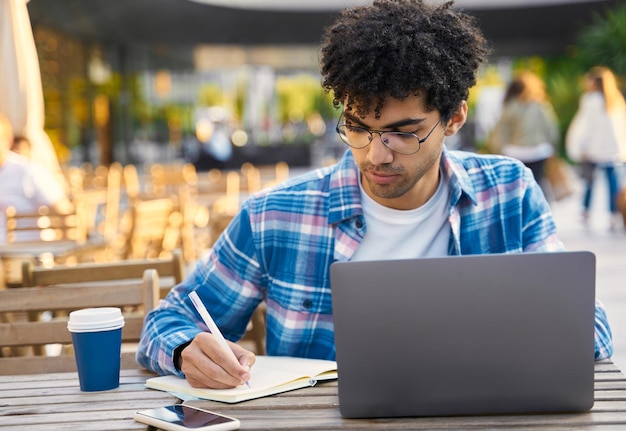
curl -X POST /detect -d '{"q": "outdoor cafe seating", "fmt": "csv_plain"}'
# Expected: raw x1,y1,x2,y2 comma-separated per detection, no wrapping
0,268,159,374
0,161,281,361
1,160,626,429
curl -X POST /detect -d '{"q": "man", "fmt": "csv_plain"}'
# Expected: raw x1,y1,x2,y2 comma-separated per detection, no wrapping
0,113,73,243
137,0,613,389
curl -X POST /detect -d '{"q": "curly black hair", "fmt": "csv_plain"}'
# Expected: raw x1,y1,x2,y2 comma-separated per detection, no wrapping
320,0,490,122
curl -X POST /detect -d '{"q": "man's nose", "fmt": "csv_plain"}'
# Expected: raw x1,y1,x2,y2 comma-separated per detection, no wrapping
367,132,394,165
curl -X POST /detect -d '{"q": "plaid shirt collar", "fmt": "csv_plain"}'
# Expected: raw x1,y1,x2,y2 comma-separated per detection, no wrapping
328,146,478,225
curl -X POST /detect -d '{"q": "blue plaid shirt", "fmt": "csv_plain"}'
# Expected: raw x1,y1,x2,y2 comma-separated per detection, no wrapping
137,148,613,376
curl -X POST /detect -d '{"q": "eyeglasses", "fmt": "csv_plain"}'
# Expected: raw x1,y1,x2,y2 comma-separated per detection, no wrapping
335,113,441,155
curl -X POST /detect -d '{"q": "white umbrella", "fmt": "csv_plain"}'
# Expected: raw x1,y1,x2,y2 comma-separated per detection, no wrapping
0,0,62,178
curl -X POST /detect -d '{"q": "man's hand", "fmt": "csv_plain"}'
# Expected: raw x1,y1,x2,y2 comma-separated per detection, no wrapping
180,332,255,389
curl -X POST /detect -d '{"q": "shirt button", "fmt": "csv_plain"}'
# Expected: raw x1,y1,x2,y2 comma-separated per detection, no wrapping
355,219,363,229
302,299,313,309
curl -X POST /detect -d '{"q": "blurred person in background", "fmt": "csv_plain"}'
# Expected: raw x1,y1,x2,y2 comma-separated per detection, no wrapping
10,135,32,158
566,66,626,230
0,113,73,243
488,70,560,197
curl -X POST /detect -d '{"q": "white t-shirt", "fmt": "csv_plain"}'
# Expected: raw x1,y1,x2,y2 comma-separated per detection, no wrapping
351,171,451,262
0,152,66,243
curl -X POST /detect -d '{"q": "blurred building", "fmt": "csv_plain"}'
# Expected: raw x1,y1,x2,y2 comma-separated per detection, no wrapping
25,0,622,168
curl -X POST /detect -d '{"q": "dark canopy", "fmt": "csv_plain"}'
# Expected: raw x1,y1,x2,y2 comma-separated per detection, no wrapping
27,0,622,57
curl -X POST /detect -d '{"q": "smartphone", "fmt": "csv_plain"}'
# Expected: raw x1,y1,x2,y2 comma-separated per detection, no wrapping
133,405,240,431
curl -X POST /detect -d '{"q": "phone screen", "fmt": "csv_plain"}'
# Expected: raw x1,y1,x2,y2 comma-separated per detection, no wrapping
143,405,235,428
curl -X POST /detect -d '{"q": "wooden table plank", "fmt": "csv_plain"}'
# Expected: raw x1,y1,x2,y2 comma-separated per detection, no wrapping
3,363,626,430
0,369,176,431
2,420,146,431
177,408,626,430
0,389,171,408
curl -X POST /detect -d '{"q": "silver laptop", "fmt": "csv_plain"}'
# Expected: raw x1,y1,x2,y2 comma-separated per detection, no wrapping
330,251,596,418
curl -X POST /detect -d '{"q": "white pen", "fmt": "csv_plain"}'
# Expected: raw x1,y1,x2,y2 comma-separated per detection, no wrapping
189,291,251,388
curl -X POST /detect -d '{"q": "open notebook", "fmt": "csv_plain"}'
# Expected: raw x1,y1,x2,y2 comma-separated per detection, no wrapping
145,355,337,403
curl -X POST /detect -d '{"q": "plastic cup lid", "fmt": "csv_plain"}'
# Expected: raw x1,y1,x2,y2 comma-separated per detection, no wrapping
67,307,125,333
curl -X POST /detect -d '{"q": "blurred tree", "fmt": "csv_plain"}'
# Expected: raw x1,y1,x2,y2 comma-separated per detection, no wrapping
276,74,318,124
198,83,224,107
575,5,626,75
274,74,336,145
526,56,586,157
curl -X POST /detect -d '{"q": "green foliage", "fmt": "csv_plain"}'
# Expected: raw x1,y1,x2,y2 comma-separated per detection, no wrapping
197,84,224,107
575,5,626,75
93,72,123,99
540,4,626,156
128,75,194,140
541,57,586,156
276,74,335,124
128,74,153,128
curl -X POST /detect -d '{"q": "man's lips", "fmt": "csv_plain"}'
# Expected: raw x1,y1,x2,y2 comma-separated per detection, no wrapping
366,170,399,185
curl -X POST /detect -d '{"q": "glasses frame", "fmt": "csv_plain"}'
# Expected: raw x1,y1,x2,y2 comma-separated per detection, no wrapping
335,113,441,155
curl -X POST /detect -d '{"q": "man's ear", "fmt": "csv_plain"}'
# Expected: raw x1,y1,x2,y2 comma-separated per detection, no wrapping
444,101,468,137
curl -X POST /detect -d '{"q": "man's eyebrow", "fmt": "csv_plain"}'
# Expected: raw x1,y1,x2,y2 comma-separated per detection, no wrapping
343,112,426,129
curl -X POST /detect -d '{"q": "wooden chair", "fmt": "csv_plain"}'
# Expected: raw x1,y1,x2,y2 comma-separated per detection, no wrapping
241,162,262,194
72,188,107,242
70,162,120,232
22,249,185,300
208,171,241,247
2,205,105,287
146,163,209,263
101,162,123,247
62,162,123,261
123,163,162,203
21,250,266,354
177,185,210,263
63,163,109,196
123,197,178,260
149,162,198,198
0,268,159,375
5,205,83,244
240,161,290,192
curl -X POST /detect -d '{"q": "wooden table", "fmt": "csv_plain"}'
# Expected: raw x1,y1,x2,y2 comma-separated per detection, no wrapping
1,361,625,430
0,240,104,287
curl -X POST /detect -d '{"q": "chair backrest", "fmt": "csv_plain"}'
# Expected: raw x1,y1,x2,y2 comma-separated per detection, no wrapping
177,186,210,263
5,205,83,243
126,197,177,259
0,268,159,375
241,162,290,192
64,163,109,196
22,249,185,299
70,162,123,246
123,163,143,201
72,188,107,241
102,162,123,245
149,162,198,197
211,171,241,215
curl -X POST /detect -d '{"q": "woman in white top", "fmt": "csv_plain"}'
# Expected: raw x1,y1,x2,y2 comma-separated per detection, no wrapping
566,66,626,229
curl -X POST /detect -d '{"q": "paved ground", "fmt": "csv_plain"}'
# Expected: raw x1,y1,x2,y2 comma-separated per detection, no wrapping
548,171,626,369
